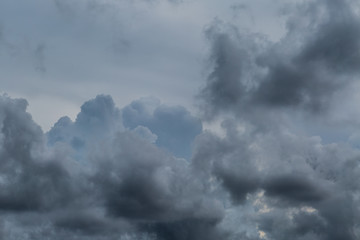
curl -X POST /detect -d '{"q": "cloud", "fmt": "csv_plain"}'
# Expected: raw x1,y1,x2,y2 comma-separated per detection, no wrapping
47,94,123,151
91,130,224,222
263,174,328,204
2,88,360,239
199,21,261,118
2,0,360,239
0,95,74,212
48,95,202,160
200,0,360,118
0,94,228,239
142,217,228,240
191,115,360,239
122,97,202,159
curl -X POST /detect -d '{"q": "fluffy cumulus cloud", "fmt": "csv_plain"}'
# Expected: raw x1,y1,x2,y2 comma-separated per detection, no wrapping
122,97,202,159
0,94,224,239
2,0,360,239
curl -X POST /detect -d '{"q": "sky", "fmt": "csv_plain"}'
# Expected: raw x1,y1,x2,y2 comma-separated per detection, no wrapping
1,0,360,239
0,0,286,131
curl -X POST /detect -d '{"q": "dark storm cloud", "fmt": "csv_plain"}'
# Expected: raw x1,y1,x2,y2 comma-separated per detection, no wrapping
200,0,360,116
199,21,261,118
92,130,224,221
263,175,327,204
254,0,360,112
87,115,226,239
54,210,131,236
48,95,224,238
93,133,178,220
142,217,228,240
191,120,261,205
315,195,358,240
258,194,359,240
191,116,360,239
0,95,74,212
2,90,360,239
0,94,228,239
214,167,260,204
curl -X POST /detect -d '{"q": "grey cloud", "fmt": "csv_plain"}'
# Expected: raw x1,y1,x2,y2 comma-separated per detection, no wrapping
263,175,328,204
199,21,260,118
0,94,228,239
192,120,261,205
45,95,225,238
54,210,131,237
92,130,224,222
75,94,122,133
122,97,202,159
291,211,327,238
313,194,359,240
214,167,260,204
86,130,228,240
132,125,158,143
47,94,122,151
258,194,359,240
0,95,74,212
200,0,360,117
258,210,327,240
2,89,360,240
142,217,228,240
0,95,121,237
3,1,360,239
253,0,360,112
192,117,360,239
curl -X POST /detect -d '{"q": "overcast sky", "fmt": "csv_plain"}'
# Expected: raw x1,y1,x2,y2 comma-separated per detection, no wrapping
2,0,360,239
0,0,288,130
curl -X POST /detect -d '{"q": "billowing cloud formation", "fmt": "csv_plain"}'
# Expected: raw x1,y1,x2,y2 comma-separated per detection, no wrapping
0,97,72,212
0,94,225,239
192,124,360,239
194,1,360,238
122,97,202,159
3,0,360,239
47,94,123,148
200,0,360,117
2,92,360,239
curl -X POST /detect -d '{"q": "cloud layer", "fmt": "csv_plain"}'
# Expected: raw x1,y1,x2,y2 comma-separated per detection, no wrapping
2,0,360,239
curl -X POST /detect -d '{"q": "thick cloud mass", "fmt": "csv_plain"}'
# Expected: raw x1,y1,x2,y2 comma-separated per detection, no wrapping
0,94,225,239
2,0,360,239
0,96,73,212
263,174,327,204
200,0,360,116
